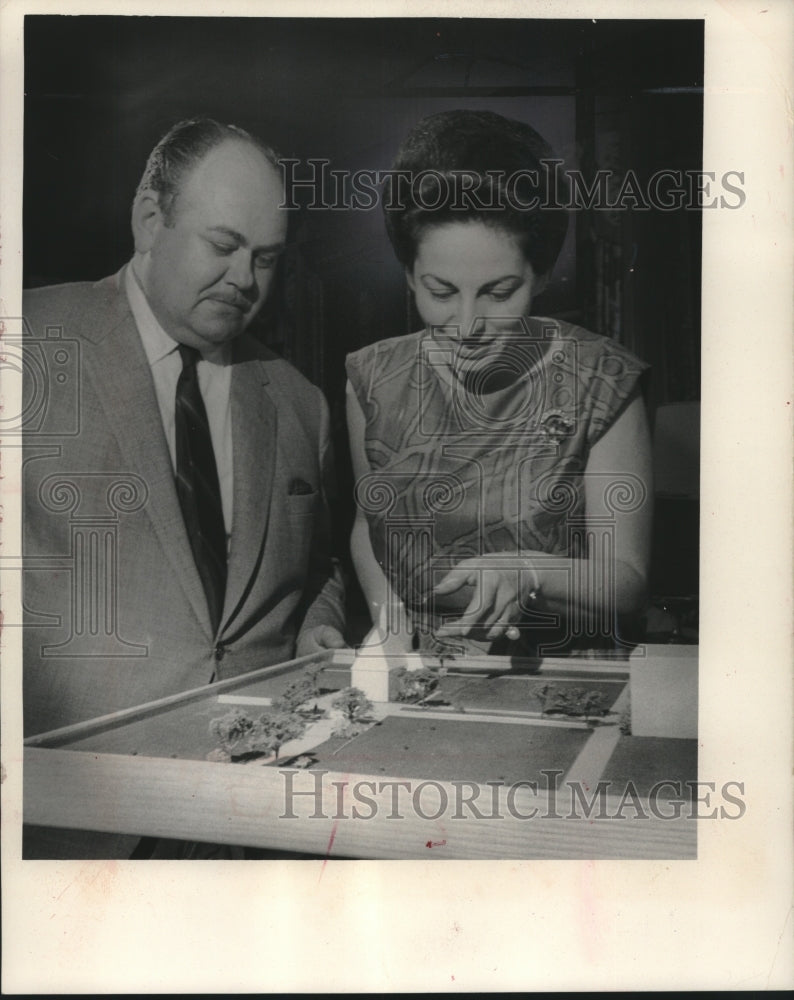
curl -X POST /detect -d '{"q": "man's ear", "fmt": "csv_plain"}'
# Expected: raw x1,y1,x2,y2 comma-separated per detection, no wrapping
131,191,164,254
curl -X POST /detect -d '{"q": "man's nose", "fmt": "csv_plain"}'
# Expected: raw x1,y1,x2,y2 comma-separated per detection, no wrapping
225,250,257,292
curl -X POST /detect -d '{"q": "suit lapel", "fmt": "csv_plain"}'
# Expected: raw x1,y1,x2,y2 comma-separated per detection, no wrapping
223,342,276,630
81,271,214,638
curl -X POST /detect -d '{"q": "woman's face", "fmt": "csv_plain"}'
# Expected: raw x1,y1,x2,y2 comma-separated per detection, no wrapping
407,220,544,379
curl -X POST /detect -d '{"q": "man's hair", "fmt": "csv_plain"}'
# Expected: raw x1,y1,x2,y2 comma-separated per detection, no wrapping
384,109,570,277
134,117,281,223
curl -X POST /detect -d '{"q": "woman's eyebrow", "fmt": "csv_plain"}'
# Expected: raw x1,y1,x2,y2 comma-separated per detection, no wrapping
472,276,522,295
419,273,524,289
480,274,522,287
419,273,456,287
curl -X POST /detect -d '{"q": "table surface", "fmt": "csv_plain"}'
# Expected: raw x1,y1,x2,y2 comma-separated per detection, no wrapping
24,647,699,860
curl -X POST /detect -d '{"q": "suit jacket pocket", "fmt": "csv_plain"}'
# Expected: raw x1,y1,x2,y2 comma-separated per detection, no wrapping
285,489,318,517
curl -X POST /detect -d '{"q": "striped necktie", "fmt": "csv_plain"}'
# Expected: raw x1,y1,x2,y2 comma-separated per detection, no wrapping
174,344,227,633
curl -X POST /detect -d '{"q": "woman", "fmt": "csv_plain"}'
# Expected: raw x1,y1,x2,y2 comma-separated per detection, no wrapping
346,110,652,658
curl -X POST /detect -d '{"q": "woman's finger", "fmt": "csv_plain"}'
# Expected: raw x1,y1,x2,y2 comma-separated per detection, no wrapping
485,599,521,639
432,567,476,595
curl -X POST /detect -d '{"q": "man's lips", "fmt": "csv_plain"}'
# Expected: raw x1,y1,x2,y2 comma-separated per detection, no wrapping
205,295,248,312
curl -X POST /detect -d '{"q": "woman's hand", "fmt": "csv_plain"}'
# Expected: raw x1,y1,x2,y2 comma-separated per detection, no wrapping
432,395,654,636
432,555,538,640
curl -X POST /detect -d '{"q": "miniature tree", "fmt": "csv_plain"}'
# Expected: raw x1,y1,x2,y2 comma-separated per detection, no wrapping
207,709,255,762
246,709,307,763
331,687,374,738
332,686,373,722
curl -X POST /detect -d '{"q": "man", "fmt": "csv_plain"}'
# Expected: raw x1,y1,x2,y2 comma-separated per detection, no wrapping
22,119,346,856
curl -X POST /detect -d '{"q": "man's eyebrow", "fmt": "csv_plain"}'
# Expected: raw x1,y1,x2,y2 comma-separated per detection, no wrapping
206,225,244,241
206,225,285,253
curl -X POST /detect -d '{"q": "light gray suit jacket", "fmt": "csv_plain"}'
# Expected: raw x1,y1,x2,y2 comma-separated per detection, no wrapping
22,269,345,739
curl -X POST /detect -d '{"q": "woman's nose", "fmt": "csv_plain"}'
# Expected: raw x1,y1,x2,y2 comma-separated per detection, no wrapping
454,298,481,340
457,302,489,340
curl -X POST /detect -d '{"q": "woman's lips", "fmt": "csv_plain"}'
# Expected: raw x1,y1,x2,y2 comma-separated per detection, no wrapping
456,341,498,361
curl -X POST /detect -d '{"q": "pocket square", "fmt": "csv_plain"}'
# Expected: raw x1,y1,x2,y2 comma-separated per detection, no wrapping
288,477,315,496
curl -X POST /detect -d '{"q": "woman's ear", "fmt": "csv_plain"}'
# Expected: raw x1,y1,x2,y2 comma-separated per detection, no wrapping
131,191,163,254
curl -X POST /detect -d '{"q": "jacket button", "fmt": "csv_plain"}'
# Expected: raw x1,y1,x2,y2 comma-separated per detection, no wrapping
214,644,226,662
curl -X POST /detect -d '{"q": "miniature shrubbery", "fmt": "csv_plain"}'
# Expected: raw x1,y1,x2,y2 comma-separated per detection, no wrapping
394,664,445,704
245,709,307,761
275,667,324,716
537,684,608,723
207,668,324,762
208,709,255,760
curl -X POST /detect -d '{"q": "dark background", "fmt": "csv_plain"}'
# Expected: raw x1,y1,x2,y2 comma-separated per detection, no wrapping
24,16,703,618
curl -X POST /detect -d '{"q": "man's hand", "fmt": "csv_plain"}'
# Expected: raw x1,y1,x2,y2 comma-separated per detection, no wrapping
296,625,348,658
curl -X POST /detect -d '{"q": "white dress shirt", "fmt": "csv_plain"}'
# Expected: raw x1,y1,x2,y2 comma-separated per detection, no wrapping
125,265,234,543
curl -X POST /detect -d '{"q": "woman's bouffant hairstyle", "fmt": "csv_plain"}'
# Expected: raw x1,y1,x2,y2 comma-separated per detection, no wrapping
134,117,281,224
384,110,570,277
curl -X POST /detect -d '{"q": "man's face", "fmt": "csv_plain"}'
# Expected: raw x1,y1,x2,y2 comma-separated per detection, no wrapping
137,140,287,355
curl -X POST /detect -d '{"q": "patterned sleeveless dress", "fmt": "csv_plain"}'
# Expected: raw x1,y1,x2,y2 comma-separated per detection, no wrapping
346,317,649,656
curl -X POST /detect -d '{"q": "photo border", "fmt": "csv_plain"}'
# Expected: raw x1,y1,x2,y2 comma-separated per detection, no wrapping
2,0,792,992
